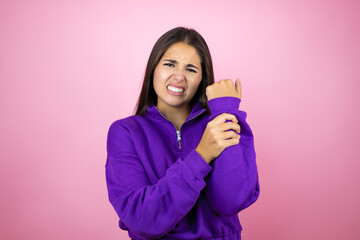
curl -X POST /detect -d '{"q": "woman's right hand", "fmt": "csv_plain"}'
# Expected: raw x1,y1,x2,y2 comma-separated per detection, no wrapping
196,113,241,164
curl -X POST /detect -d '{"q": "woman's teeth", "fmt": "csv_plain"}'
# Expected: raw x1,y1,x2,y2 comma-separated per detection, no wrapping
167,86,184,93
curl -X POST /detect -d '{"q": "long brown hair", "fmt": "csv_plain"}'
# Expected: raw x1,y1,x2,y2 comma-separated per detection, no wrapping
135,27,214,115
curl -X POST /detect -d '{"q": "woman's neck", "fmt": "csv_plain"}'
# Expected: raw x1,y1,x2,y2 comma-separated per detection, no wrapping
157,103,191,130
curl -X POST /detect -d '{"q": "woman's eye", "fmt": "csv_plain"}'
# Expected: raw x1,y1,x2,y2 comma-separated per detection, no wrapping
186,68,197,73
164,63,175,67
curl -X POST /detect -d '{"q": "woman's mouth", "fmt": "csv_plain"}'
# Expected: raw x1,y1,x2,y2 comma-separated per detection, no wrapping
167,85,185,95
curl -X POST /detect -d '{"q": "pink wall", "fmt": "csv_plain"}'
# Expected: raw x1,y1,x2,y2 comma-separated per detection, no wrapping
1,0,359,239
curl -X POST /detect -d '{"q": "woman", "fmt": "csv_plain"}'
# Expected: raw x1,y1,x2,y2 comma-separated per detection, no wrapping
106,27,260,240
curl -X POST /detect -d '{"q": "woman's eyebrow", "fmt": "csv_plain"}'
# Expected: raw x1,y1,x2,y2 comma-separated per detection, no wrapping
186,64,199,70
164,59,177,63
163,59,199,69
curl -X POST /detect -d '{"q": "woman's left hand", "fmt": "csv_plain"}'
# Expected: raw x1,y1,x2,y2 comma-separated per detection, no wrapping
206,79,242,101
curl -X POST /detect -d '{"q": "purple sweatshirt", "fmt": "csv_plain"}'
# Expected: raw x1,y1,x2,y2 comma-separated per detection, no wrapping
106,97,260,240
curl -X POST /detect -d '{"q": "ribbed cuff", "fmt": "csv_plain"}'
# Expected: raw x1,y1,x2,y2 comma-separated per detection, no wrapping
208,97,241,115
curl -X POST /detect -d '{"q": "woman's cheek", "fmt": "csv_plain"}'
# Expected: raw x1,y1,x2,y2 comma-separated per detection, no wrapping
188,77,202,97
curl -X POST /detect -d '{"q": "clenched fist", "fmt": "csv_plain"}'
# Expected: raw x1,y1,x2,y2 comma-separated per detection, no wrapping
206,79,242,101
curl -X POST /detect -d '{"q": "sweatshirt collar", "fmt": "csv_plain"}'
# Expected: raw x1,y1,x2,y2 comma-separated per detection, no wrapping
145,102,206,122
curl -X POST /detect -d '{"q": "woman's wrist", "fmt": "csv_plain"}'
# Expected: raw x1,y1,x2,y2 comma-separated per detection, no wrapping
195,146,212,164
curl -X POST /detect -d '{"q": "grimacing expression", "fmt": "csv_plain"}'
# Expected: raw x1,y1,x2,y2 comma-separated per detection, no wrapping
153,42,202,111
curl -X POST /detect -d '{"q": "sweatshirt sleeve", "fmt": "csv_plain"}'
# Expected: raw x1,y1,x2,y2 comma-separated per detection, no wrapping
105,120,212,240
204,97,260,216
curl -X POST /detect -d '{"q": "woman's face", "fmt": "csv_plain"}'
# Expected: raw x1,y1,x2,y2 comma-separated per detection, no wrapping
153,42,202,112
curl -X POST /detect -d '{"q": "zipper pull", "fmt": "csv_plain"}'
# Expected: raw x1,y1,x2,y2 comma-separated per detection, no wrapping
176,130,182,149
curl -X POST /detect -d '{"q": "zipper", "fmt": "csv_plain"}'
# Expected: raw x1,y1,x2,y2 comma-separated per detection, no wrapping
154,107,206,150
176,130,182,149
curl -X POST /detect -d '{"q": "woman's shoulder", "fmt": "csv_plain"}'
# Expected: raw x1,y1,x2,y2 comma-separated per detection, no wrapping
108,114,148,135
111,114,141,125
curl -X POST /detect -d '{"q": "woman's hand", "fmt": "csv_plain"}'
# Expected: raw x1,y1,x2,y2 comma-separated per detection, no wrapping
206,79,242,101
196,113,241,164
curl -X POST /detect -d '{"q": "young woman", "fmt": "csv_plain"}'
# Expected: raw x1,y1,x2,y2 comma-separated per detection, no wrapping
106,27,260,240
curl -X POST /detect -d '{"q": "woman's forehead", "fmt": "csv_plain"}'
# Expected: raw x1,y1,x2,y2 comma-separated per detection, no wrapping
161,42,201,65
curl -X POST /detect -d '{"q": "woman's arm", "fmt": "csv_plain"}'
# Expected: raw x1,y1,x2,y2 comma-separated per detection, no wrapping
105,120,212,239
198,79,260,216
205,96,260,216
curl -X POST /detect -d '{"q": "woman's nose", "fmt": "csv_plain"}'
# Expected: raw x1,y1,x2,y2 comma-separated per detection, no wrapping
173,68,185,82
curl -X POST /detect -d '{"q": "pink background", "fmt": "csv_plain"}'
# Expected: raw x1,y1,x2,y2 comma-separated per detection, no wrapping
1,0,359,239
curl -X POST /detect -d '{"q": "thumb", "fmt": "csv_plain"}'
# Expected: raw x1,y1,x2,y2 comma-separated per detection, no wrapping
235,78,242,99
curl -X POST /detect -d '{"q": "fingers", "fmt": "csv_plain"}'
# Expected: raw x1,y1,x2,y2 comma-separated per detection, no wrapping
218,134,240,149
209,114,240,133
225,137,240,147
212,113,238,124
197,113,241,163
235,78,242,99
225,138,240,147
219,122,241,134
222,130,240,140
